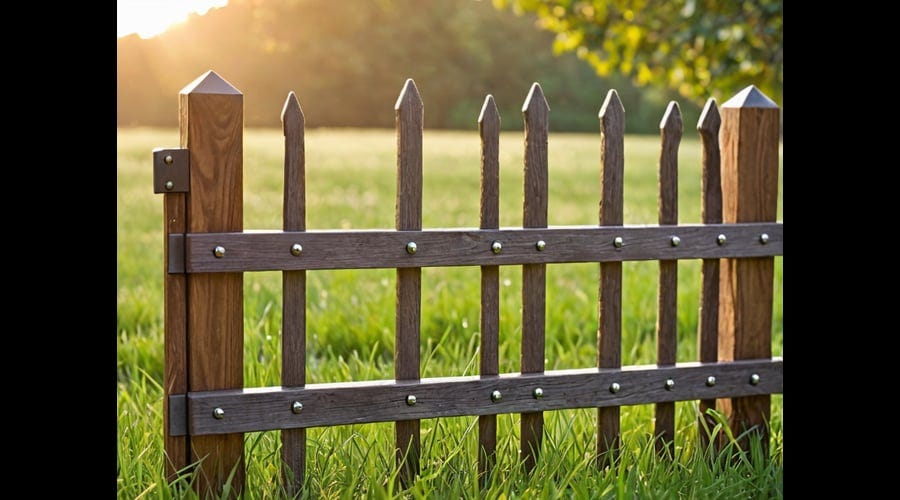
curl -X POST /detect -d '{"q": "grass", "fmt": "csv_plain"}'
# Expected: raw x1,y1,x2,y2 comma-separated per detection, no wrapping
117,126,783,498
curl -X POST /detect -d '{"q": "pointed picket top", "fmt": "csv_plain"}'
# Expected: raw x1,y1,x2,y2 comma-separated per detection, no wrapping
180,70,241,95
281,91,305,132
598,89,625,132
696,98,721,136
722,85,778,109
478,94,500,135
659,101,683,136
522,82,549,118
395,78,423,113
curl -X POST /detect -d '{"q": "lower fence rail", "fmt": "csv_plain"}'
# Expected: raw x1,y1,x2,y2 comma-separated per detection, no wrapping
169,358,783,436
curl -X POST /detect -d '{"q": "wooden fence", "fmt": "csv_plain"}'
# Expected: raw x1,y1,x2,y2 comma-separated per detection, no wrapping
154,70,783,496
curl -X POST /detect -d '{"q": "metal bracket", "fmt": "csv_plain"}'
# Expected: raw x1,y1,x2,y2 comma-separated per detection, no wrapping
168,394,188,436
153,148,190,194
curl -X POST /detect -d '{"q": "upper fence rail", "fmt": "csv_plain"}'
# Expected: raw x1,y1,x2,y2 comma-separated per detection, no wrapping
168,223,783,273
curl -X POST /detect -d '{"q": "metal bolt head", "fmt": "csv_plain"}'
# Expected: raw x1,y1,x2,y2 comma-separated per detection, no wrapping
613,237,624,248
749,373,761,386
213,246,226,258
291,243,303,256
164,155,174,165
213,407,225,419
292,401,303,414
664,379,675,391
406,395,417,406
535,240,546,251
670,236,681,247
164,180,174,191
609,382,621,394
706,376,716,387
717,234,727,245
532,387,543,399
759,233,770,244
405,242,417,255
490,390,502,402
491,241,503,254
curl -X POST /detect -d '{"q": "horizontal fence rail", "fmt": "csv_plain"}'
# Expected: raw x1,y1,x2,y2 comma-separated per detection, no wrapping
171,358,782,436
171,223,783,273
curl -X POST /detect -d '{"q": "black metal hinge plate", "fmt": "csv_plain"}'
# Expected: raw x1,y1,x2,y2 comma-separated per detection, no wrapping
153,148,190,194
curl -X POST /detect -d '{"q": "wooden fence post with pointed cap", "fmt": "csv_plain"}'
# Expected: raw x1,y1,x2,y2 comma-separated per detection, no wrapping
521,82,549,472
655,101,682,458
395,78,423,488
478,94,501,486
281,90,307,495
718,85,780,457
696,98,722,451
180,70,245,496
597,89,624,467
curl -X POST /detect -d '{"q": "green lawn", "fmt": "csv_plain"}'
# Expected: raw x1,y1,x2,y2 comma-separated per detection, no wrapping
117,127,783,498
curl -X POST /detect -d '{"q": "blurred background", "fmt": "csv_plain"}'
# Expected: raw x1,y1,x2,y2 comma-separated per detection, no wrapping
117,0,782,134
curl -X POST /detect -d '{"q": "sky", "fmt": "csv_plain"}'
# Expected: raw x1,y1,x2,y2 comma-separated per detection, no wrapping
117,0,228,38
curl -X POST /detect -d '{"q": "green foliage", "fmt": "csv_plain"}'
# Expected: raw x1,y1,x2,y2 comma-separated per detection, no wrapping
494,0,783,105
117,127,783,498
117,0,704,133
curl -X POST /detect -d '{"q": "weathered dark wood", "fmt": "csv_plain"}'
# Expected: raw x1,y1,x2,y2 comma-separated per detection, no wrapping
179,223,783,272
181,70,245,496
395,79,423,487
164,188,188,479
521,83,549,471
696,98,722,449
597,89,624,466
478,94,500,485
281,91,306,494
718,86,780,456
655,102,682,457
182,359,784,435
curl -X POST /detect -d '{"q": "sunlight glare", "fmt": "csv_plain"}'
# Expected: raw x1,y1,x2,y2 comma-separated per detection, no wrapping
117,0,228,39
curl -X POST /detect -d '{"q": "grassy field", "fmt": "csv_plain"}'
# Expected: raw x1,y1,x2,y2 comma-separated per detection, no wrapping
117,126,783,498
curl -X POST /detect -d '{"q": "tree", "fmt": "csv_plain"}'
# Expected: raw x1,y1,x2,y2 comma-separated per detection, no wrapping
493,0,783,104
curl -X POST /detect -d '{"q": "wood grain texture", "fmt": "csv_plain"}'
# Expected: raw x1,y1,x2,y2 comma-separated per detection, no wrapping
521,83,549,471
696,98,722,449
181,71,245,496
183,359,784,435
181,223,783,272
597,89,624,465
478,95,500,484
718,86,780,455
395,79,423,487
281,91,306,495
163,190,188,479
655,102,682,457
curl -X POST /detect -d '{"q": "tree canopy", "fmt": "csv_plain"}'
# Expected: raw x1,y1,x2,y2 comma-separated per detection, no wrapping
493,0,783,104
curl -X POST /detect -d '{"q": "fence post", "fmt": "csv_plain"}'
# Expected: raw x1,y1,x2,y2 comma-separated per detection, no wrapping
520,82,549,472
394,78,423,488
717,85,780,455
181,70,245,495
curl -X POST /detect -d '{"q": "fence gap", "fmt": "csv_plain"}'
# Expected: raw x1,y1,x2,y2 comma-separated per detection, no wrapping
281,91,306,494
520,83,549,472
477,94,501,486
696,98,722,451
597,89,624,467
717,86,780,458
654,101,682,458
394,78,424,488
